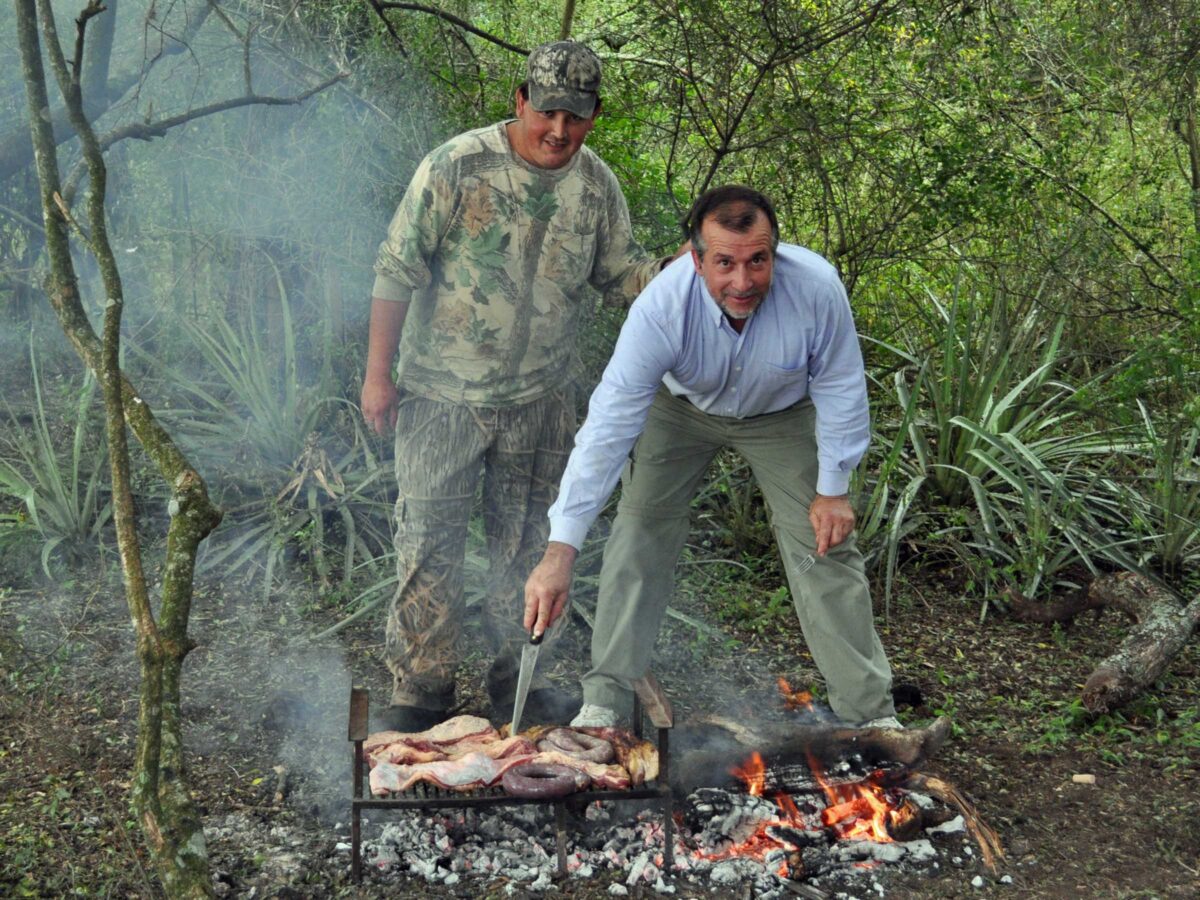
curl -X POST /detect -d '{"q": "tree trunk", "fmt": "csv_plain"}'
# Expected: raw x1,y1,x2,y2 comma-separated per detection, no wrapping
15,1,220,895
1082,573,1200,714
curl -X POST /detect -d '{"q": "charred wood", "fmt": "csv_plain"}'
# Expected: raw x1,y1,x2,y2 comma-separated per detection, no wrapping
882,796,923,841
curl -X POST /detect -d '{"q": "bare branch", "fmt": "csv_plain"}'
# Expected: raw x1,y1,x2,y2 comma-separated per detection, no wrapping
0,1,213,184
366,0,408,56
560,0,577,40
72,1,106,85
375,1,529,55
204,0,245,41
1002,147,1181,289
63,71,349,201
52,190,93,250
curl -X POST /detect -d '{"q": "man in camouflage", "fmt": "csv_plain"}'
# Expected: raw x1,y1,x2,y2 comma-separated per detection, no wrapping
362,41,672,732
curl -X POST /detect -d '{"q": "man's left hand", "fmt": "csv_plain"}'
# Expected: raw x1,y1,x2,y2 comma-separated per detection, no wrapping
809,493,856,556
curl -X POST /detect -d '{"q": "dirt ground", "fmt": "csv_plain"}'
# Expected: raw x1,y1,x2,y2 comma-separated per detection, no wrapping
1,560,1198,899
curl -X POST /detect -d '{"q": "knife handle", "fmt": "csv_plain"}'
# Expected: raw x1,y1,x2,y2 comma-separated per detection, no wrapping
530,627,544,645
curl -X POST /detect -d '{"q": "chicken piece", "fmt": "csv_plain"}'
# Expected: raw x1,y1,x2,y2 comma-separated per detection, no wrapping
576,727,660,785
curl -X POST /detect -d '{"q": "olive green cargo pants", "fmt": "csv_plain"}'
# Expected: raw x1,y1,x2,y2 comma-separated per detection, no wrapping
387,390,574,709
583,389,895,723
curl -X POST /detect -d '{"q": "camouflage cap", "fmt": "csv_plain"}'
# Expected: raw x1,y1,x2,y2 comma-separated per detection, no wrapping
526,41,601,119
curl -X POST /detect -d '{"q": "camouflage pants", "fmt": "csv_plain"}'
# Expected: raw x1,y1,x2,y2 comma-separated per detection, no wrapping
386,389,575,708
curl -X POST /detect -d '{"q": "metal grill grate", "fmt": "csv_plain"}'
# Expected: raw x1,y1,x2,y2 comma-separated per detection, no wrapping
348,679,675,881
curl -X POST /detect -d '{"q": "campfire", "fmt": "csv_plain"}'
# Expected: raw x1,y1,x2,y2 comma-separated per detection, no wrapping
350,677,1005,894
697,747,925,878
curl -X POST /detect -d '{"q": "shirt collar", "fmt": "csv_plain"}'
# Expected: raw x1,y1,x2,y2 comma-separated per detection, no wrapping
695,273,771,333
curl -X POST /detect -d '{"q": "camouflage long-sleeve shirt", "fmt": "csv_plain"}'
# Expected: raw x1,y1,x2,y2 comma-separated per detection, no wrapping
372,121,664,406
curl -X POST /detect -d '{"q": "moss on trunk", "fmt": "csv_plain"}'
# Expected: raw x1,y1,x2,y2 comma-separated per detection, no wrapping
15,2,221,895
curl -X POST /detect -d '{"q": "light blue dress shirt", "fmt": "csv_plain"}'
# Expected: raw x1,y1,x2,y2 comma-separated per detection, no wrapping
548,243,871,549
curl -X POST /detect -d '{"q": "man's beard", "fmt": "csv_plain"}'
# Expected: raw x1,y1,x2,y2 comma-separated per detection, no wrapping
718,292,764,320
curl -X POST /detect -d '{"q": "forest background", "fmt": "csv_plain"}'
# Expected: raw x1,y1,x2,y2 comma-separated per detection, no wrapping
0,1,1198,897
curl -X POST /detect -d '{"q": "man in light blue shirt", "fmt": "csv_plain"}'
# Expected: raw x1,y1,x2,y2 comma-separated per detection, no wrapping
524,185,897,729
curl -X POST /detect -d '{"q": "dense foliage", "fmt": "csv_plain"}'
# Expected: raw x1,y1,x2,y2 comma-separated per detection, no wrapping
2,0,1198,614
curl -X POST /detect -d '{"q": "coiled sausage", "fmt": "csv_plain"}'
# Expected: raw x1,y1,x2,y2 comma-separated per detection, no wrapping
501,762,589,798
535,728,615,763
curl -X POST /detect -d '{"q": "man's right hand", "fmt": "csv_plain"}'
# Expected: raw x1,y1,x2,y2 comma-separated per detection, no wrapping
524,542,578,637
361,373,399,436
362,296,409,436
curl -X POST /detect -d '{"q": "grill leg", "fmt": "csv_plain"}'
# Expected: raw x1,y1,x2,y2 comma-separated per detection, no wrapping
555,801,568,877
352,740,363,882
662,791,674,872
659,725,673,873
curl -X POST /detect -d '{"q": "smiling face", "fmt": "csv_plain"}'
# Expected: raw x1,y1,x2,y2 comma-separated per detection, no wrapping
509,88,598,169
692,210,775,325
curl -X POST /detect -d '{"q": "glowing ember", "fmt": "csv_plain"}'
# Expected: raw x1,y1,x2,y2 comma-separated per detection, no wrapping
697,747,911,875
776,677,815,713
809,751,905,843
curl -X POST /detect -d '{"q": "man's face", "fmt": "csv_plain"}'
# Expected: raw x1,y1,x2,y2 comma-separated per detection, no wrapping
512,89,597,169
691,212,775,322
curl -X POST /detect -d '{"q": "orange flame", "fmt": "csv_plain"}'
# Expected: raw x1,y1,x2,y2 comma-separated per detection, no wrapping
693,752,812,868
731,752,766,797
696,749,908,873
808,751,901,843
776,677,815,712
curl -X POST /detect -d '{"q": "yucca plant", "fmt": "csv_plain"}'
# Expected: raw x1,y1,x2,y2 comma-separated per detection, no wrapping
863,268,1141,603
0,350,112,575
132,264,329,483
946,422,1137,602
886,283,1076,509
1118,404,1200,582
196,409,395,601
130,267,397,599
853,362,928,613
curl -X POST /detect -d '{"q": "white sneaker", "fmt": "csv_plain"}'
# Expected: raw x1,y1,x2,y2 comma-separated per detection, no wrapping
858,715,903,730
570,703,617,728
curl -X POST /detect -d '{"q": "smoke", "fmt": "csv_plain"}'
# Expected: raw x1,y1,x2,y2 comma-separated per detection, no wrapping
0,0,474,823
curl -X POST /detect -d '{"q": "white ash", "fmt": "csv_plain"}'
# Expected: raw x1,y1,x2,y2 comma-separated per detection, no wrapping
926,814,965,835
358,785,961,893
907,790,937,809
830,838,936,865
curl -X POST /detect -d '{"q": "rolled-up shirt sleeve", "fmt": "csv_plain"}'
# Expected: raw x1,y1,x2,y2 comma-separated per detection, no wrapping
807,279,870,496
548,301,677,548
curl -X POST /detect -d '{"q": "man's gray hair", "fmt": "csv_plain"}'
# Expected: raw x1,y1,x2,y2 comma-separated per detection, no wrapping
686,185,780,258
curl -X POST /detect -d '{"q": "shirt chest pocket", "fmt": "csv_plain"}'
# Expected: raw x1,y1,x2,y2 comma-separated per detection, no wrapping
761,360,809,385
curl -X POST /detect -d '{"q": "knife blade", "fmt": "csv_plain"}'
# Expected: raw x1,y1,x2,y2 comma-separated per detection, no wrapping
509,627,545,736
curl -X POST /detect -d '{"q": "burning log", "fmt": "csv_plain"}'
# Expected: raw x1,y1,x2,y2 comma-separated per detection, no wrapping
1081,573,1200,714
670,717,952,797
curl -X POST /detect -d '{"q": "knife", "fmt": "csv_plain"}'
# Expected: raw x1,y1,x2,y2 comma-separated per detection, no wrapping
509,626,545,736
